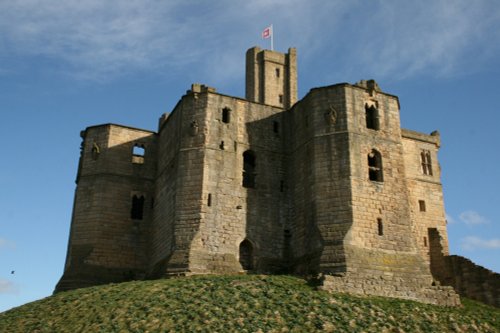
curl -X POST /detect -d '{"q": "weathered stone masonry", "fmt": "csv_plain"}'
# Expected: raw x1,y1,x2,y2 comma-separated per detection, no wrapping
56,46,498,307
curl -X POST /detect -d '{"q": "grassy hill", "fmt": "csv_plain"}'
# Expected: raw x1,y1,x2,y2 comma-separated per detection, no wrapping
1,275,498,332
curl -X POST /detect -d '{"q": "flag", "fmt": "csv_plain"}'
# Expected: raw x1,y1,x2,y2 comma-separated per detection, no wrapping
262,25,272,39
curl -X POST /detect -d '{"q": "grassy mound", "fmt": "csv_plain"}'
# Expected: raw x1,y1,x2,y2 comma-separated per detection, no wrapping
1,275,498,332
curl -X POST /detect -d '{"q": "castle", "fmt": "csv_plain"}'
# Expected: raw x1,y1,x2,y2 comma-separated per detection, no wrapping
56,46,489,306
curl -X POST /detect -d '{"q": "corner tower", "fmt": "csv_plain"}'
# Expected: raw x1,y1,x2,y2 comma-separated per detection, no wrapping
246,47,297,109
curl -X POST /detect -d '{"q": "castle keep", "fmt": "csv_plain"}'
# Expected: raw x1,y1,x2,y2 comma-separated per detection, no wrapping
56,47,461,305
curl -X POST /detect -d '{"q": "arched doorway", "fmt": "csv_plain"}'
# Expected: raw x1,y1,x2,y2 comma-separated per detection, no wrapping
239,239,254,271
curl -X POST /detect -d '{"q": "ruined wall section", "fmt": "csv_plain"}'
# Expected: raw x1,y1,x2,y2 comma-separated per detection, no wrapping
286,84,353,274
402,130,448,262
188,91,287,274
150,86,208,276
56,124,156,291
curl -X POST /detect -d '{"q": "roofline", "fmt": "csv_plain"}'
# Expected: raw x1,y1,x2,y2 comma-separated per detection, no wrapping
84,123,157,134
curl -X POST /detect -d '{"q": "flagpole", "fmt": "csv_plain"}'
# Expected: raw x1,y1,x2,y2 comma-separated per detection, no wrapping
271,24,274,51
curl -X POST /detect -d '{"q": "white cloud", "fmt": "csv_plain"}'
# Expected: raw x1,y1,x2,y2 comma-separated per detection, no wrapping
0,279,18,294
445,213,456,225
0,1,498,81
461,236,500,251
459,210,489,226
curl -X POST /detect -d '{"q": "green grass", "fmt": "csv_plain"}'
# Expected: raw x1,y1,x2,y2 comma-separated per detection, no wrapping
1,275,498,332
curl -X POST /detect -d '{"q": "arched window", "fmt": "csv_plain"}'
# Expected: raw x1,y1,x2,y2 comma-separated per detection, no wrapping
239,239,253,270
365,104,380,130
368,149,383,182
242,150,256,188
131,195,145,220
421,150,433,175
222,107,231,123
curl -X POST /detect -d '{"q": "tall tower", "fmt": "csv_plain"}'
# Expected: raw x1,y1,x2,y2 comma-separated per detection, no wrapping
246,46,297,109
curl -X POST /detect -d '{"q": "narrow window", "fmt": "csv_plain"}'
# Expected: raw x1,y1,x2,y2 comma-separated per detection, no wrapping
423,237,428,247
242,150,256,188
419,200,426,212
132,144,145,164
220,141,225,150
421,150,433,175
222,107,231,123
279,94,283,104
377,218,383,236
273,121,279,134
239,239,253,270
207,193,212,207
131,195,145,220
365,104,380,130
275,68,280,78
368,149,383,182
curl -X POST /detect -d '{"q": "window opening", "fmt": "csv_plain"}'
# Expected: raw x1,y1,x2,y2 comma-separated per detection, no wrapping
377,218,383,236
242,150,256,188
419,200,426,212
222,107,231,123
279,94,283,104
275,68,280,78
273,121,279,134
131,195,145,220
368,149,383,182
220,141,225,150
421,150,433,175
207,193,212,207
239,239,253,270
132,144,145,164
424,237,428,247
365,104,380,130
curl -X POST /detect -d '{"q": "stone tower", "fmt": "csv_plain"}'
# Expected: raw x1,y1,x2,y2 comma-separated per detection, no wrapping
245,47,297,109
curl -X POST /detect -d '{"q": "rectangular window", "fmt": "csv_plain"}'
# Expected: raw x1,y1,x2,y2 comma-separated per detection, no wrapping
131,195,145,220
275,68,280,78
273,121,279,134
279,94,283,104
419,200,426,212
377,218,383,236
132,144,145,164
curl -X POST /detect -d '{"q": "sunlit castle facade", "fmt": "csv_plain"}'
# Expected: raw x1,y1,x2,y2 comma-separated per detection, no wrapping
57,46,500,306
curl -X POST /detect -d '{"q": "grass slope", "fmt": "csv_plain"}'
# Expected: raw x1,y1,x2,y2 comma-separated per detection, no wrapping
1,275,498,332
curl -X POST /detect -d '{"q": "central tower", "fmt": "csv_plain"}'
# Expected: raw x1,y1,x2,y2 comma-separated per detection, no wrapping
245,47,297,109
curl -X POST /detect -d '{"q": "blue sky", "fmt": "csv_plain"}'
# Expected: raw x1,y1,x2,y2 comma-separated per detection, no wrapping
1,1,499,312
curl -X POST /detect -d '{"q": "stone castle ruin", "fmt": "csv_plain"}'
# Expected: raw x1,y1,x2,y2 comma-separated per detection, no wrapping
56,47,499,307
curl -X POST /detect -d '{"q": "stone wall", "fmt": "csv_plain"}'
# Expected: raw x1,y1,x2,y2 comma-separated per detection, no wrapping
402,129,449,262
429,229,500,307
56,124,157,291
190,90,287,274
286,85,353,274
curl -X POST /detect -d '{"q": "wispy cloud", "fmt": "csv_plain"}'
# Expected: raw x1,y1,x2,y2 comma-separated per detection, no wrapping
459,210,489,226
0,279,18,294
0,238,15,251
0,1,498,81
461,236,500,251
445,213,456,225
